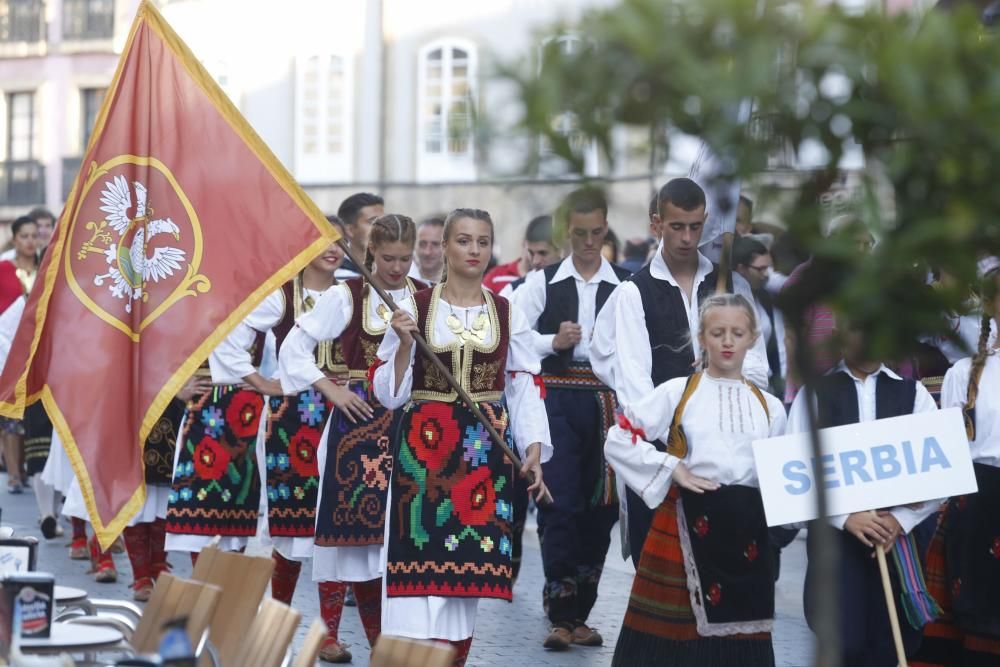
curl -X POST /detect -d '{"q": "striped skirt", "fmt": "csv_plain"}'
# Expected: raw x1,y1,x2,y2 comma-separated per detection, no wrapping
612,486,774,667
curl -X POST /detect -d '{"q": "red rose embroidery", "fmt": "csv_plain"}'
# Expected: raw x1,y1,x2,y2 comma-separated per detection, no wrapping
226,390,263,439
450,465,496,526
693,515,710,538
408,402,460,472
193,436,231,480
706,583,723,606
287,426,321,478
745,540,759,563
991,537,1000,560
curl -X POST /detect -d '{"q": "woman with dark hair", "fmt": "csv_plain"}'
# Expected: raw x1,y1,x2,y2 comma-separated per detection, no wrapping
279,214,423,662
0,216,38,494
375,208,551,667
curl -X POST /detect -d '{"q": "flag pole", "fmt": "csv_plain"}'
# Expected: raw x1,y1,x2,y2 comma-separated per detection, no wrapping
872,511,909,667
337,239,552,505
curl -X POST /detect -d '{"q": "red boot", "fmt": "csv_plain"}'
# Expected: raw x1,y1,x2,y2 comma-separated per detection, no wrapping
149,518,171,580
69,518,88,560
88,534,118,583
352,578,382,648
123,524,153,601
317,581,351,663
271,551,302,605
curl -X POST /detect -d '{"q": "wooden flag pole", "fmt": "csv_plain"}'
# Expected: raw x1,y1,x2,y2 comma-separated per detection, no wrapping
872,511,909,667
336,239,552,505
715,231,735,295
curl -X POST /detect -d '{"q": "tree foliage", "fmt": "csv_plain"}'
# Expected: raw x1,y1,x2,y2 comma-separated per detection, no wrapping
506,0,1000,358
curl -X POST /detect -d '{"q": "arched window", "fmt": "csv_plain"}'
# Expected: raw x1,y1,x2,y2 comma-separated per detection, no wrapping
416,39,477,182
295,52,353,183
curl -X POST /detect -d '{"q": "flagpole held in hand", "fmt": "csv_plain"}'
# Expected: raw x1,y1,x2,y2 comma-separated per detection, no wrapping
871,510,908,667
337,239,553,506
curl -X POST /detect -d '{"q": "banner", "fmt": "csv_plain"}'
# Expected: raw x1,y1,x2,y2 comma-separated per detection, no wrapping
0,1,337,547
752,408,977,526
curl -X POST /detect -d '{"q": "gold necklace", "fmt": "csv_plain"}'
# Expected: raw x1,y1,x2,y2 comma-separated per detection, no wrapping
443,288,489,344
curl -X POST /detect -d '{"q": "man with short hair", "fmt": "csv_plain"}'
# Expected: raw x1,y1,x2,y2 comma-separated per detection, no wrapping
408,216,445,284
513,186,629,650
483,214,557,293
734,236,786,397
335,192,384,278
591,177,769,565
0,207,55,263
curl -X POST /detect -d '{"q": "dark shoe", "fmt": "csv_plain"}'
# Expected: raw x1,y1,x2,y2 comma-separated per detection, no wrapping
571,624,604,647
543,626,573,650
318,637,352,663
40,515,58,540
344,585,357,607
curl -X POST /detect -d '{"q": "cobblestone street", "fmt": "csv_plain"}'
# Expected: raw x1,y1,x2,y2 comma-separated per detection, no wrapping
3,476,814,665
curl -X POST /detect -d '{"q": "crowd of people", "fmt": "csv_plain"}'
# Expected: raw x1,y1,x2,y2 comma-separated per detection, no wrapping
1,179,997,667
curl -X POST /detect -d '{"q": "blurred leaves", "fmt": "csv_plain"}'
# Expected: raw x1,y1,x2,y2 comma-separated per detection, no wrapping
502,0,1000,360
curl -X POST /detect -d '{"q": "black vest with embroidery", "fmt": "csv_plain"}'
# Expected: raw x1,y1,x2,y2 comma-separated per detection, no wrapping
815,370,917,427
628,263,733,386
537,261,632,375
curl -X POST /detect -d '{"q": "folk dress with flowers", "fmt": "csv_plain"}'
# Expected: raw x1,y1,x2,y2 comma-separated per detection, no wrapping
165,308,270,545
279,277,422,581
373,284,552,641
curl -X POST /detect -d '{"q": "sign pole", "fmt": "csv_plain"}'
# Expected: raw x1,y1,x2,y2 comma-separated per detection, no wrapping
872,511,909,667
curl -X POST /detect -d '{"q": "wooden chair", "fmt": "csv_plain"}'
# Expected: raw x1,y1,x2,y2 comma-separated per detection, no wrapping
292,619,327,667
129,573,222,654
189,545,275,666
370,635,456,667
227,598,300,667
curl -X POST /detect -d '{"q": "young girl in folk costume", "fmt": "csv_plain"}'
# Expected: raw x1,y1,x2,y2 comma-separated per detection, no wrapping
279,214,424,663
0,216,38,495
164,292,274,559
604,294,786,667
375,209,551,667
913,267,1000,666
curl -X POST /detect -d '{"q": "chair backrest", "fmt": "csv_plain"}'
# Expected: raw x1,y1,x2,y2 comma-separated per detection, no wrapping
370,636,456,667
190,545,274,666
228,598,301,667
292,619,327,667
0,538,37,574
130,573,221,654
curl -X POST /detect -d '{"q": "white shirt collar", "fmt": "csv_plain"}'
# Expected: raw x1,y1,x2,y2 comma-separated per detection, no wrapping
833,359,902,382
549,256,621,286
649,242,714,287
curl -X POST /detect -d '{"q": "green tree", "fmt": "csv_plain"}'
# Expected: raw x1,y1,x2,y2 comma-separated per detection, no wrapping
504,1,1000,664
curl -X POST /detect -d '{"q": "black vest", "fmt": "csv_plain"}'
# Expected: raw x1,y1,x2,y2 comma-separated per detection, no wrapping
815,370,917,428
537,261,632,374
629,262,733,386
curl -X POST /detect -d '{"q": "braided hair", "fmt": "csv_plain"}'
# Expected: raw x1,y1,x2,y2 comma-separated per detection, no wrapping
362,214,416,298
440,208,494,283
964,267,1000,440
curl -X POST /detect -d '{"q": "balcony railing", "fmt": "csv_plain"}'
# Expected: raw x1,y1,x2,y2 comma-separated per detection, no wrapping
62,156,81,199
0,0,45,43
0,160,45,206
63,0,113,41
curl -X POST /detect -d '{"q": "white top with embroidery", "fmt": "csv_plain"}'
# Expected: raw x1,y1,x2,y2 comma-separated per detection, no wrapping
605,373,786,511
278,282,414,394
209,287,330,385
942,353,1000,468
372,289,553,464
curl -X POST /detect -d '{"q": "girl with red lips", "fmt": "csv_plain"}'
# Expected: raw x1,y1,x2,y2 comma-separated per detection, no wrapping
375,209,551,667
604,294,786,667
279,214,424,663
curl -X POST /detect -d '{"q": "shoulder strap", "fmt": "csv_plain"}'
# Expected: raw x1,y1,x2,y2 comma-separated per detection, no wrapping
745,380,771,423
665,372,702,459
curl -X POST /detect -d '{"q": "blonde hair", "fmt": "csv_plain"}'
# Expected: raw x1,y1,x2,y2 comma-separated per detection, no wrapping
696,293,759,368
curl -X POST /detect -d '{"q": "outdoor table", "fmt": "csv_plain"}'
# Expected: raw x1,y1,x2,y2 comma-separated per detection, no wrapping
19,622,124,656
54,584,97,617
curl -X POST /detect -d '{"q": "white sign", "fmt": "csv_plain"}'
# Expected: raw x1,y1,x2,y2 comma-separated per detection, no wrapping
752,408,978,527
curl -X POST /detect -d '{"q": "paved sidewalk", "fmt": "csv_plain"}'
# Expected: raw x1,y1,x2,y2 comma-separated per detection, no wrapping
2,475,814,665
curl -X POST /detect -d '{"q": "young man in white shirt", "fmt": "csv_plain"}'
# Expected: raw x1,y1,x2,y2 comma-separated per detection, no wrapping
512,187,630,650
407,216,445,284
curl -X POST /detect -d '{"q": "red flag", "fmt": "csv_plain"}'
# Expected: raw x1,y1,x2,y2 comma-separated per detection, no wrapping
0,1,337,548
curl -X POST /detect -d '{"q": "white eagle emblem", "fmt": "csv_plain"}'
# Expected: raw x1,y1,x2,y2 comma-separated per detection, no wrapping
88,175,186,313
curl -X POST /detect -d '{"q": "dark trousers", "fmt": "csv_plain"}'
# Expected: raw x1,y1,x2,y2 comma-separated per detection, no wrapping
536,387,618,626
805,521,933,667
625,488,654,568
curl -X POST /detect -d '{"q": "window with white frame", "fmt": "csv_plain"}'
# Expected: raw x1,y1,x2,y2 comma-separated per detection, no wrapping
416,39,476,182
294,53,353,184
